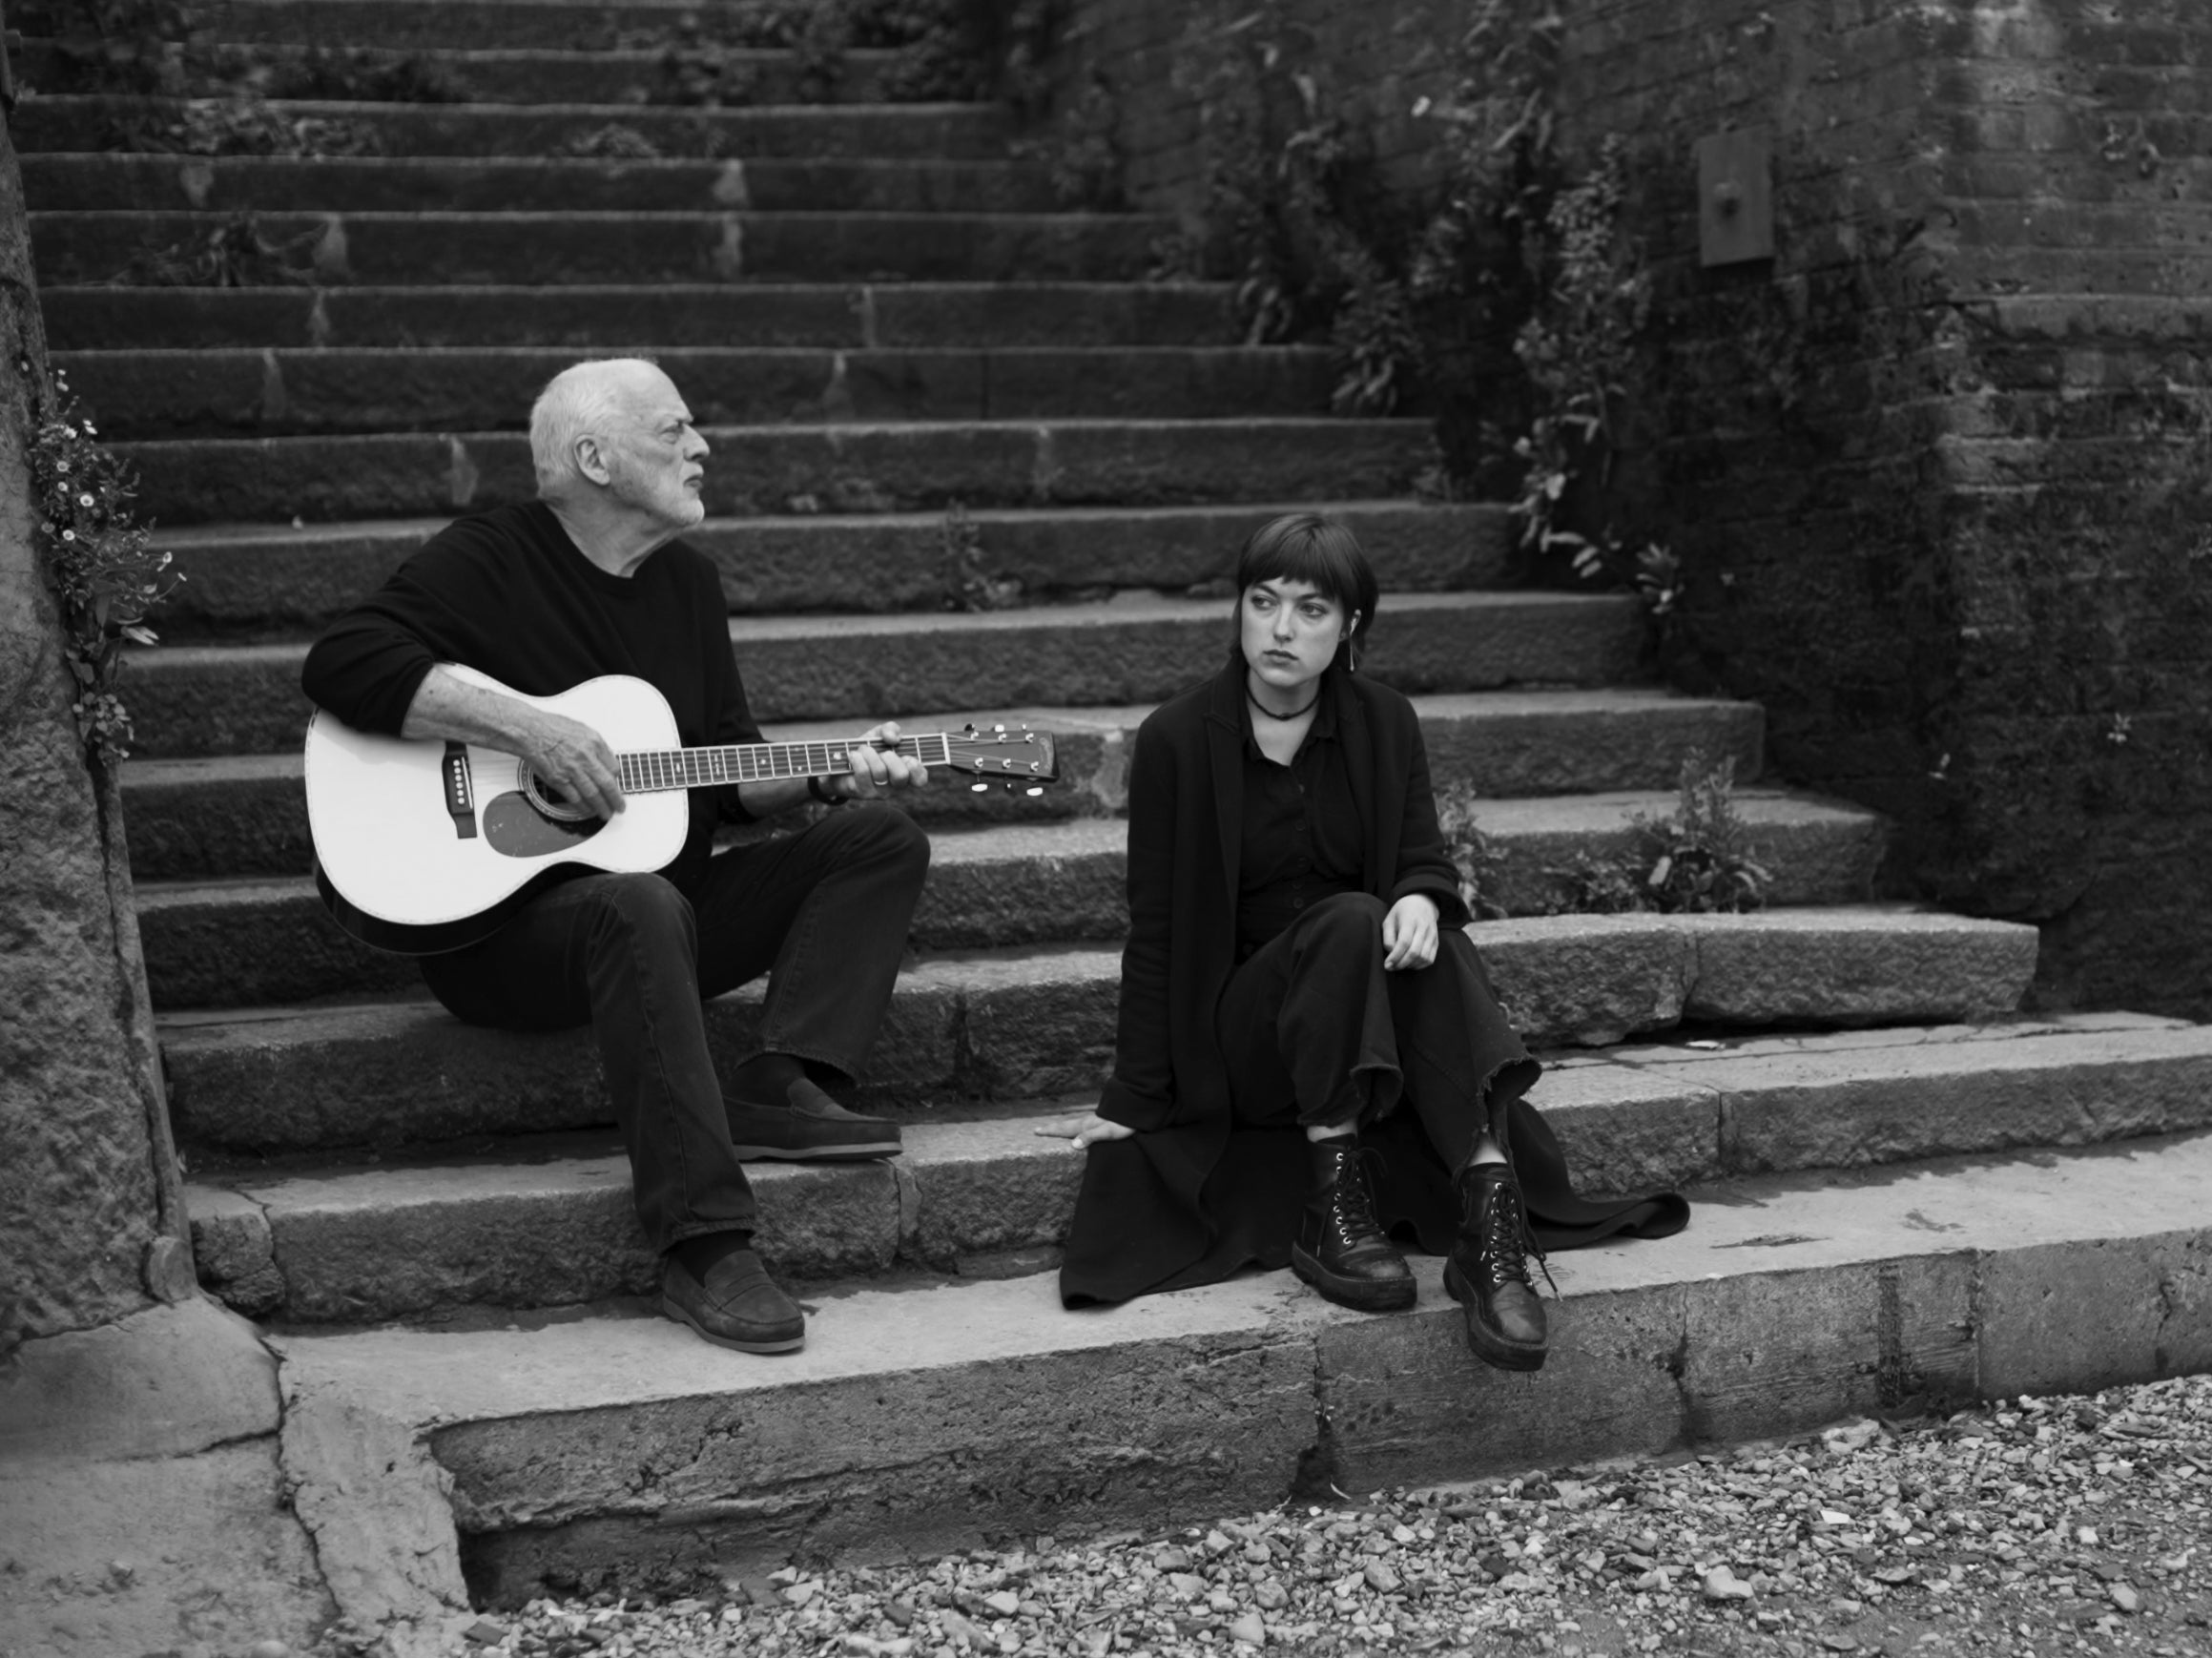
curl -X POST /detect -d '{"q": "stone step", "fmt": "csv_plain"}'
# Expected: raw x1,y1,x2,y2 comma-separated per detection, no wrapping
14,45,913,108
182,1014,2212,1325
24,153,1062,215
14,0,893,53
34,209,1170,288
40,280,1238,352
143,502,1506,643
120,590,1646,756
13,96,1012,159
110,416,1437,525
135,792,1884,1009
258,1125,2212,1604
62,345,1339,440
157,907,2039,1154
118,689,1765,881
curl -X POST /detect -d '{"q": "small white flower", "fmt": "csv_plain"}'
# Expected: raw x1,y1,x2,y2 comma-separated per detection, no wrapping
78,492,94,508
61,528,76,541
82,422,96,436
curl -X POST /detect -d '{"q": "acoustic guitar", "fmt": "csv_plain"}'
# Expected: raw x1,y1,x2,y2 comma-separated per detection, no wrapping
304,665,1057,955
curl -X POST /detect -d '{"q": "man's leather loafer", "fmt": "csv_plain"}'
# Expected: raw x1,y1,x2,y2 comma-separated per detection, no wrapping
661,1248,804,1354
724,1078,901,1161
1444,1160,1549,1371
1292,1138,1416,1313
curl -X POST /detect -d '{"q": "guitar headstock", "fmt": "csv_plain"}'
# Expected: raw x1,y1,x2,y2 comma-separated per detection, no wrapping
943,724,1059,796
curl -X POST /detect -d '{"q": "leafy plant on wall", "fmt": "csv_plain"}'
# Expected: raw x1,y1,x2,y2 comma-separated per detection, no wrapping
27,364,181,768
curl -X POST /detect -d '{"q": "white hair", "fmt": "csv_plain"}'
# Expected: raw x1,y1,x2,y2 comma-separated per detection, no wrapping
528,357,661,497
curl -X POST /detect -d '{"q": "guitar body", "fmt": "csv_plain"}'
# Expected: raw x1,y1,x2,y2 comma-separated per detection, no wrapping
305,668,690,956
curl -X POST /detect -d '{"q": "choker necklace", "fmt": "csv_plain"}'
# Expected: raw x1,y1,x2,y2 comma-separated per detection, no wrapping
1248,684,1320,722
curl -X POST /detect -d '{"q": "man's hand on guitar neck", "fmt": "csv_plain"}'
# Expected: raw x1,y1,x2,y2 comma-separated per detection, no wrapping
402,665,628,819
735,719,930,817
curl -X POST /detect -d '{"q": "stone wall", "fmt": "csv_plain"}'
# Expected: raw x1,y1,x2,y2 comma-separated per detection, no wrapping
1557,0,2212,1020
1042,0,2212,1020
0,105,187,1346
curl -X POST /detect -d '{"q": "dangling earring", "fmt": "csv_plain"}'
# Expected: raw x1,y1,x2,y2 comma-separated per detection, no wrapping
1341,632,1358,674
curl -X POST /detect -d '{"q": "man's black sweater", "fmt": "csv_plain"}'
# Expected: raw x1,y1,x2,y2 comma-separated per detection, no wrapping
300,501,760,897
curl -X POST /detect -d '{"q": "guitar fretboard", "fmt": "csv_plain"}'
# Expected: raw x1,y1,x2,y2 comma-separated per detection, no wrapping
615,735,954,795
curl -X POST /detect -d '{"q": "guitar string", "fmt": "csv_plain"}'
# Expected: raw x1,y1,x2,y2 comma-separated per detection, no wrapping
613,734,978,793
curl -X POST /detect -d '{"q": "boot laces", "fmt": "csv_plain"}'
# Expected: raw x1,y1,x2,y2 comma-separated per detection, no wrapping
1326,1148,1385,1245
1475,1169,1560,1295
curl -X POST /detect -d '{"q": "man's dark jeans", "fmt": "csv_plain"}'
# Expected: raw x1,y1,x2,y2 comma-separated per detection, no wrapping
421,805,930,1254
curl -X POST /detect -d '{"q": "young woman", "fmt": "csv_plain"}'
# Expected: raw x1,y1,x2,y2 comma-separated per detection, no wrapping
1048,512,1685,1370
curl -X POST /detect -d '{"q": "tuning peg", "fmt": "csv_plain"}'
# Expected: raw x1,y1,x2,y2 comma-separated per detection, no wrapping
970,781,988,792
1025,786,1044,797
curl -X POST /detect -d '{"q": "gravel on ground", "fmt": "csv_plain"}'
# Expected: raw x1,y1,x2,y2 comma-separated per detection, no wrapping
331,1373,2212,1658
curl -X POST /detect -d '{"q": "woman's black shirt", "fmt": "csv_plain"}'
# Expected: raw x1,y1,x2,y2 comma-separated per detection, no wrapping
1235,678,1364,960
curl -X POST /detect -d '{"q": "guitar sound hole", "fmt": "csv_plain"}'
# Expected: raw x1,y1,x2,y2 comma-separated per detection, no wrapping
483,792,607,858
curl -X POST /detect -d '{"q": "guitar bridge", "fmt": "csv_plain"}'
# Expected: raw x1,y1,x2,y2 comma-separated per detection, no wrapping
442,741,478,839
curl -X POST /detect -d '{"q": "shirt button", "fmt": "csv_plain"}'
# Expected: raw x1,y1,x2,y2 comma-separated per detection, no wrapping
1292,897,1305,910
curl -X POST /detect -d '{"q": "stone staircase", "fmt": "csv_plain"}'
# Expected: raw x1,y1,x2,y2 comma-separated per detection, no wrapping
19,0,2212,1620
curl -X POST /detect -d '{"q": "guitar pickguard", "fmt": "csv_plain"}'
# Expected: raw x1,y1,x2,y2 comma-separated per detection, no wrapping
482,792,608,858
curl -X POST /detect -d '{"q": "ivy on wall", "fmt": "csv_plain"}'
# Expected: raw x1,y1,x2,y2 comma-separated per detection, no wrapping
1152,0,1660,585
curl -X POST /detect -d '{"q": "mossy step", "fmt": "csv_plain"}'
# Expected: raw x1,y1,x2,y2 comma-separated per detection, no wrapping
118,688,1765,880
24,154,1062,215
119,590,1648,756
13,45,914,108
41,280,1238,353
14,0,920,53
109,416,1439,527
142,502,1506,643
135,792,1884,1008
60,345,1341,440
182,1015,2212,1325
156,907,2039,1153
34,209,1171,288
13,96,1013,160
254,1125,2212,1603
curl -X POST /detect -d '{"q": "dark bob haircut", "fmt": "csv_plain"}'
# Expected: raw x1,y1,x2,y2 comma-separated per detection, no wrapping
1231,512,1378,671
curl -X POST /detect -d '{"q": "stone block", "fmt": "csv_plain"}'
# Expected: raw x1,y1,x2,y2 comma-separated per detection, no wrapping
1322,1273,1692,1495
900,1118,1088,1268
0,1441,333,1658
1673,1254,1979,1443
307,1272,1323,1597
1680,908,2038,1026
1530,1058,1726,1192
1976,1230,2212,1398
261,1159,654,1323
1689,1020,2212,1172
185,1181,272,1283
0,1297,279,1465
1476,915,1695,1047
951,947,1123,1100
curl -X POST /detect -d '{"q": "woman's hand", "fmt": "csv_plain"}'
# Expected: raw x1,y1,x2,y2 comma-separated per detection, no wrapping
1034,1111,1137,1150
1381,893,1440,971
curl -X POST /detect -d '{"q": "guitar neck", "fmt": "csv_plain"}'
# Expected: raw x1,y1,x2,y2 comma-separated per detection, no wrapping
615,735,951,795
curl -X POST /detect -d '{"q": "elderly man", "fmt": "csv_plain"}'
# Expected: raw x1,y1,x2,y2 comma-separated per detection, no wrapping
302,359,931,1354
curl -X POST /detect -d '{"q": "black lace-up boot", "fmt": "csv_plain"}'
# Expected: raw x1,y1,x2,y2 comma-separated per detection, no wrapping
1443,1160,1550,1370
1291,1136,1416,1313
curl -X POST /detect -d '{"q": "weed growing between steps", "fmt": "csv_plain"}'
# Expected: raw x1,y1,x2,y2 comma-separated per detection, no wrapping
31,0,460,115
28,364,179,766
118,210,320,286
938,502,1024,611
430,1376,2212,1657
603,0,1066,108
1437,751,1771,919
